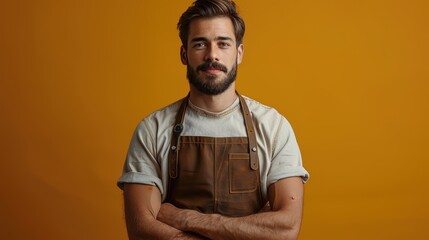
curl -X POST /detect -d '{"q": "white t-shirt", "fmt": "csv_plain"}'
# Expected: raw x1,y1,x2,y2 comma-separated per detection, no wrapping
118,96,309,202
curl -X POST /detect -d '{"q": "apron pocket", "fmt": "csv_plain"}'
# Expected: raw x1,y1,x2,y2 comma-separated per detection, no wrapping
229,153,258,193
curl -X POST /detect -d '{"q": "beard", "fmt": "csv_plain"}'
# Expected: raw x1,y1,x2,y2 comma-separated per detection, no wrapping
187,61,238,95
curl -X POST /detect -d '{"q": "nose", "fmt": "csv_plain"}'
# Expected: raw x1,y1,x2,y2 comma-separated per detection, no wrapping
204,44,219,62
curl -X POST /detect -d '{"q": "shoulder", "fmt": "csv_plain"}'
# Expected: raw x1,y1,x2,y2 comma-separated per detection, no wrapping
242,95,287,124
242,95,296,140
145,99,182,122
135,98,183,135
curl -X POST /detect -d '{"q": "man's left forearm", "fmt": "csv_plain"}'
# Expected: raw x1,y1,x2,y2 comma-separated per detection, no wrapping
157,203,301,240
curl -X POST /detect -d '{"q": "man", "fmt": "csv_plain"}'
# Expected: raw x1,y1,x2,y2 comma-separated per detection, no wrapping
117,0,309,239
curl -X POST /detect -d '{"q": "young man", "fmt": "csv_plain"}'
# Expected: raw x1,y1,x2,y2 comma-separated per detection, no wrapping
118,0,309,239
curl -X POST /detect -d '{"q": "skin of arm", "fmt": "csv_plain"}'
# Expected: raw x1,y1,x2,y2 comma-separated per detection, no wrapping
123,184,208,240
157,177,304,240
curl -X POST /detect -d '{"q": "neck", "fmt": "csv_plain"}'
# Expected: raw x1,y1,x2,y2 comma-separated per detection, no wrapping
189,84,238,112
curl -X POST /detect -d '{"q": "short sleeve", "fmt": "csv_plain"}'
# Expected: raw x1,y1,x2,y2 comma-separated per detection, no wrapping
267,117,310,187
117,119,164,194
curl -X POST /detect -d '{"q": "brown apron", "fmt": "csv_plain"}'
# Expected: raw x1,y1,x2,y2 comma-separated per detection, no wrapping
166,94,267,217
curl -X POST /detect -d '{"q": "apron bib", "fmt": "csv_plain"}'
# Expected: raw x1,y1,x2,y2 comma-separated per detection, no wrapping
166,94,266,217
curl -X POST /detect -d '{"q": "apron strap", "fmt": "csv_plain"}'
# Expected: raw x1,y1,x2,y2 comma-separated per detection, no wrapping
168,94,188,179
238,94,259,171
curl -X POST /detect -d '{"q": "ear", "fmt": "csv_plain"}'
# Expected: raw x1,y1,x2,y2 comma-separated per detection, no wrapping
180,46,187,65
237,44,244,64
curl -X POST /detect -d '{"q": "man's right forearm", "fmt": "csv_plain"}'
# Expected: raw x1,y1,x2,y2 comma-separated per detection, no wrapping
127,217,206,240
123,184,207,240
129,230,205,240
126,212,207,240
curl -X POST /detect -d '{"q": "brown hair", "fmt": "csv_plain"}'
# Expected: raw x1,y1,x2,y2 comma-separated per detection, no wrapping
177,0,245,48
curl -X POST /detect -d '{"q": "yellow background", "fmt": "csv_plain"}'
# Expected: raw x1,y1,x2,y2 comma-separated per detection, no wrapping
1,0,428,239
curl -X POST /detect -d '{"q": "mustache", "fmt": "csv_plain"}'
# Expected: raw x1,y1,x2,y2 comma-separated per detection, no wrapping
197,61,228,73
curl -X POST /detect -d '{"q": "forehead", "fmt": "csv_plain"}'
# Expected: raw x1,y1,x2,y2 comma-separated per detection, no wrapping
188,17,236,41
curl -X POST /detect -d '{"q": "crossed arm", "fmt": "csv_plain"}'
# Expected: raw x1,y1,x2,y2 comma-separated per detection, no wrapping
123,177,304,240
123,184,205,239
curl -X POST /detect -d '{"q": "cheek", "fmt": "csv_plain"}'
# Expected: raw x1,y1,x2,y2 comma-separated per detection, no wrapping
226,51,239,65
226,57,237,69
186,53,202,65
187,59,199,69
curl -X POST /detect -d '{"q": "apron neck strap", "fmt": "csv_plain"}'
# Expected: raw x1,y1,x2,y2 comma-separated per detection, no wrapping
238,94,259,170
168,94,188,178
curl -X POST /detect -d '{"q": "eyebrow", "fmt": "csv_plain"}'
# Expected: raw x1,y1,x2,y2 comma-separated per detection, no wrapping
190,36,234,43
215,36,234,41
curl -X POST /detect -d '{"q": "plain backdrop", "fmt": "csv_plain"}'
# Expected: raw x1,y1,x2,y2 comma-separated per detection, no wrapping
1,0,428,239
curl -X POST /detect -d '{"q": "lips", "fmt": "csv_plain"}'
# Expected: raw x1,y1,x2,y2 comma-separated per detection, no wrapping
204,67,221,72
197,62,228,73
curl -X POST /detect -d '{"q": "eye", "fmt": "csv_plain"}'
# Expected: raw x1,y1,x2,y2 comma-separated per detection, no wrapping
218,42,231,48
193,42,206,49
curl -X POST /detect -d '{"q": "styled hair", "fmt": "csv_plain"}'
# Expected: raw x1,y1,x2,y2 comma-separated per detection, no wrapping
177,0,245,48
